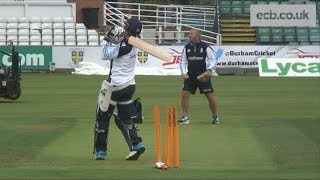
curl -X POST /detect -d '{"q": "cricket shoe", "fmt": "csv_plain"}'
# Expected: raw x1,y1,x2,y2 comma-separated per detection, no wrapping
178,116,189,125
95,150,106,160
125,142,145,160
211,116,220,125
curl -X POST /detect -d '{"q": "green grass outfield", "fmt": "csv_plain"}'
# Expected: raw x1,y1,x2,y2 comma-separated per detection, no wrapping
0,73,319,180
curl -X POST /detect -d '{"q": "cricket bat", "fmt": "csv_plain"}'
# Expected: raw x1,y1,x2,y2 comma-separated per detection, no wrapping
128,36,172,62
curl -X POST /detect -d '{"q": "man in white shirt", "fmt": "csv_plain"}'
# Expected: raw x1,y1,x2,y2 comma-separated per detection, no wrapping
93,17,145,161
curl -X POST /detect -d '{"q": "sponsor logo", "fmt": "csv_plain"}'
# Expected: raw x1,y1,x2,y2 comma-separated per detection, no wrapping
250,5,317,27
287,48,320,58
217,61,258,66
137,51,148,64
2,53,44,66
68,47,85,67
188,56,203,61
256,10,310,20
213,49,223,60
258,58,320,77
71,50,84,65
225,50,276,56
162,49,182,66
0,46,52,70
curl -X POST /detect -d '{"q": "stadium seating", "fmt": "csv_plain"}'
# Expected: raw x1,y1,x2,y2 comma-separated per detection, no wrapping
42,29,52,36
18,35,29,45
42,35,53,45
0,16,101,46
30,34,41,45
219,1,232,16
88,29,99,46
243,1,254,14
296,27,310,42
0,29,6,45
219,0,254,16
0,21,6,45
271,27,283,43
283,28,296,43
77,35,88,46
54,35,64,45
231,1,243,15
42,22,53,29
0,0,100,46
0,29,5,36
310,27,320,43
257,27,270,43
30,17,41,30
65,35,76,46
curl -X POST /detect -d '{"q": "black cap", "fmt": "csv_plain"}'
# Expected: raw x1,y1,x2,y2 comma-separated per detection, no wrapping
126,17,142,36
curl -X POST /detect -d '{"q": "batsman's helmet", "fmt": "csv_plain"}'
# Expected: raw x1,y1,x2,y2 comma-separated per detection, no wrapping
125,17,142,36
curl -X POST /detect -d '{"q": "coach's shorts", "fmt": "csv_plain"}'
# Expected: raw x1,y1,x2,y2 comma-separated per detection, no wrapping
182,78,214,94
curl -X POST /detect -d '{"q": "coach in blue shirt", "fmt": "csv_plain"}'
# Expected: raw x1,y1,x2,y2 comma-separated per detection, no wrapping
179,29,219,125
